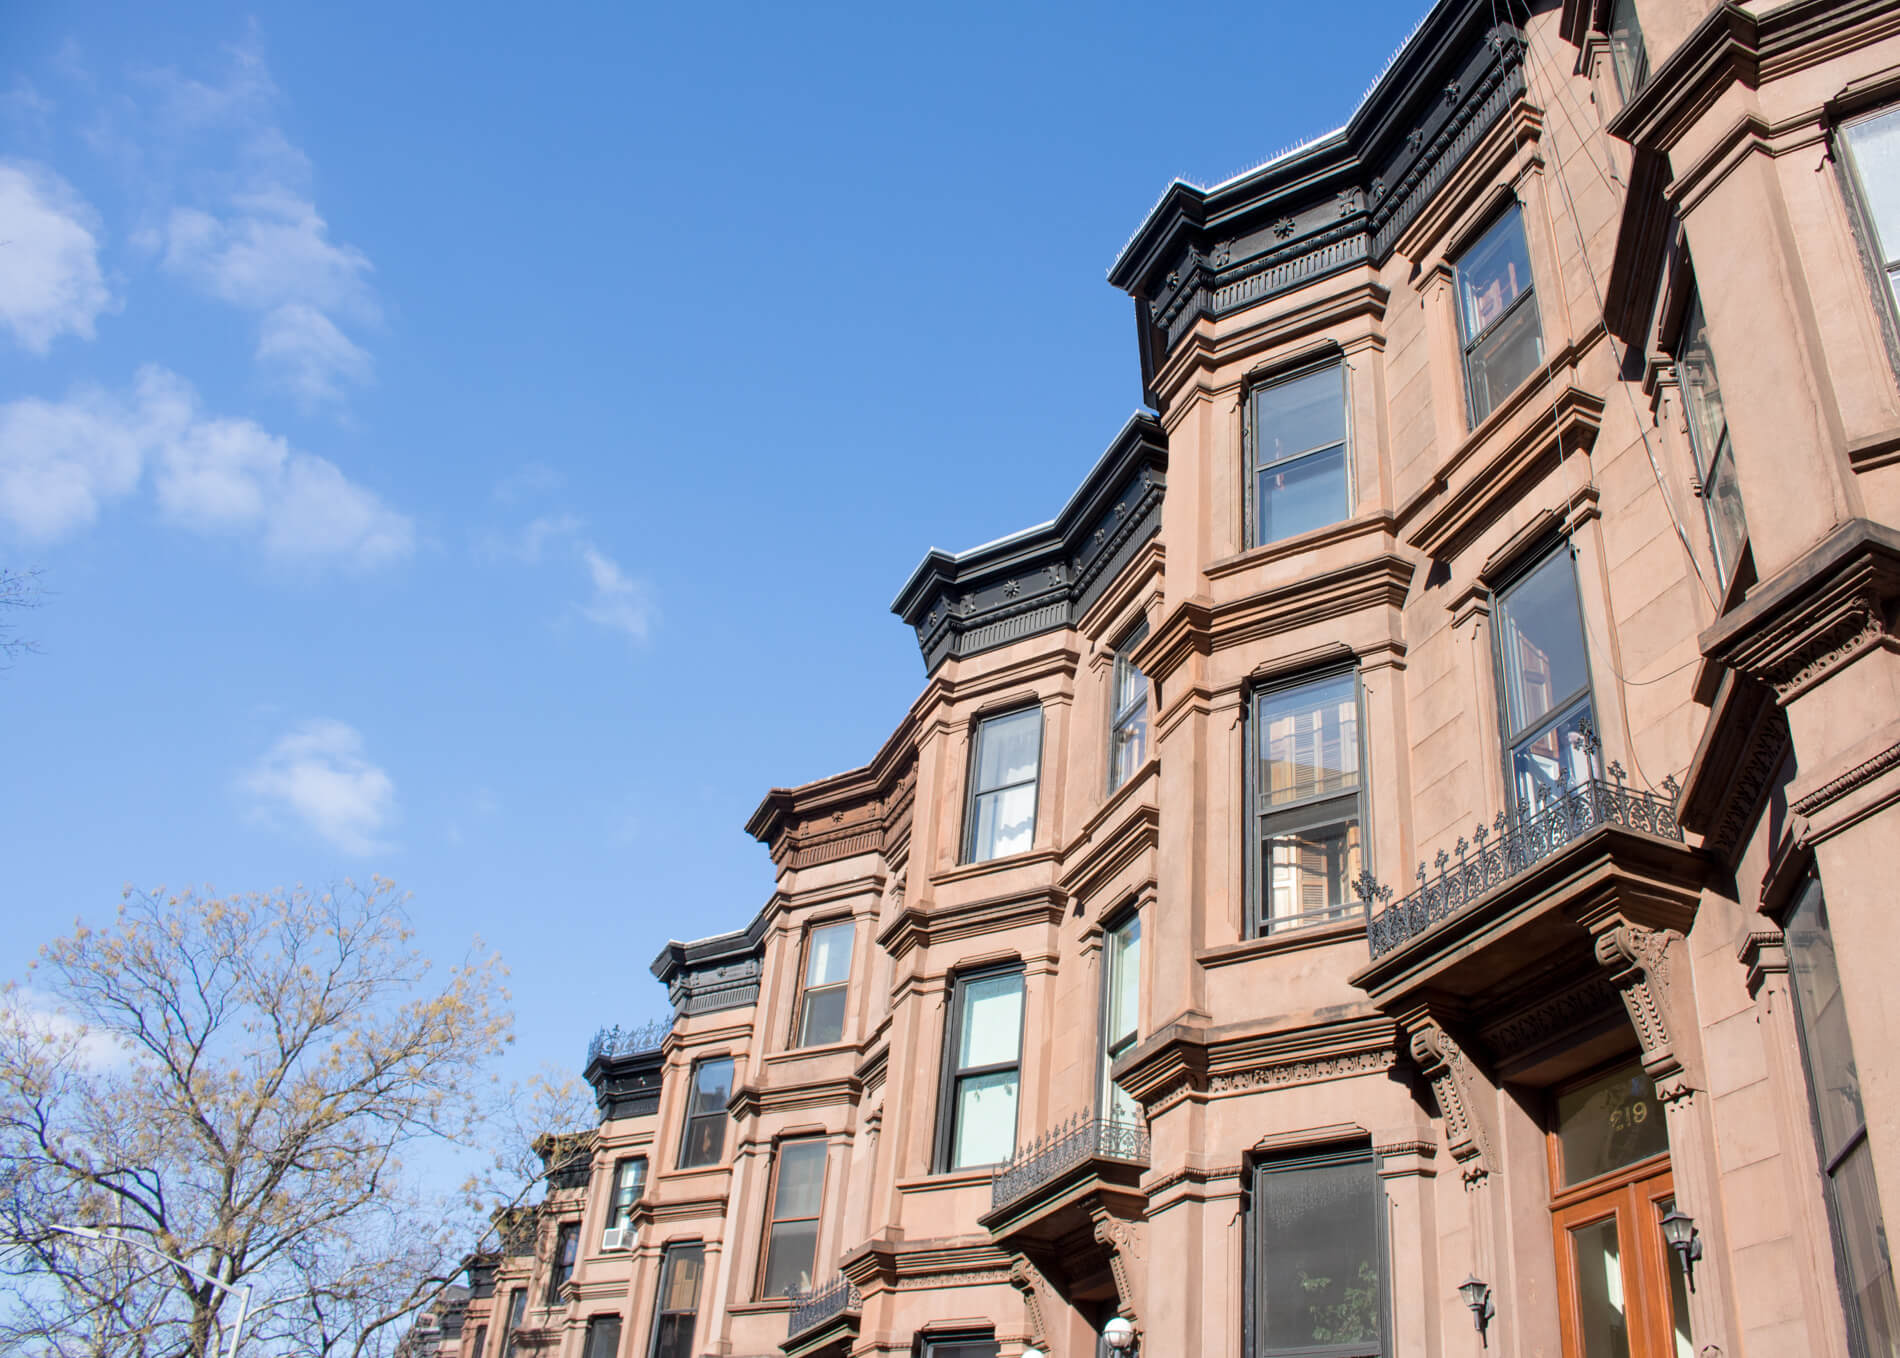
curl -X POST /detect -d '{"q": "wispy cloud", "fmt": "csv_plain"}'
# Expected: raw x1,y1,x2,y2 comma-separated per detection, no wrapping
0,364,413,567
492,461,565,505
0,160,113,353
241,719,395,856
1,985,132,1072
485,512,655,643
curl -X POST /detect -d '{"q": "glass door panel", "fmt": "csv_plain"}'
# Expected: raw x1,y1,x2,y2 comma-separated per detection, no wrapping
1553,1151,1684,1358
1569,1215,1632,1358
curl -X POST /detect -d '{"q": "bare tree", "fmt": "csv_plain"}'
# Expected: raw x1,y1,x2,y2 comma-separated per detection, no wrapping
1,567,42,665
0,881,524,1358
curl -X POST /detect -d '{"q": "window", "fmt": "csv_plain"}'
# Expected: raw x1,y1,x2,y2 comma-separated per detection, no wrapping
759,1139,828,1298
548,1223,579,1303
963,708,1042,863
1108,620,1151,793
1456,206,1545,424
468,1325,488,1358
917,1334,999,1358
935,967,1024,1172
1493,548,1597,812
582,1316,622,1358
1101,911,1141,1126
1251,671,1363,934
1249,361,1350,546
604,1157,646,1244
1606,0,1648,100
501,1289,527,1358
1245,1147,1388,1358
676,1058,734,1169
1784,875,1900,1358
1677,289,1747,587
647,1244,704,1358
1840,106,1900,318
795,921,853,1048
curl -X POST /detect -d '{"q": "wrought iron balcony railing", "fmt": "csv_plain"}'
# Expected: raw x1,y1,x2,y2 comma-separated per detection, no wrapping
786,1275,860,1340
990,1115,1150,1212
585,1019,670,1066
1357,764,1682,959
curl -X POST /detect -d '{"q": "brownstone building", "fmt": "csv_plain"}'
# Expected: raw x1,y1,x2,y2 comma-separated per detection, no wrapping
457,2,1900,1355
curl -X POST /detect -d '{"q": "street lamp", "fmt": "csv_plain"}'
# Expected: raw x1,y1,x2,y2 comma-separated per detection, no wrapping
1102,1315,1137,1352
1659,1208,1702,1291
50,1224,253,1358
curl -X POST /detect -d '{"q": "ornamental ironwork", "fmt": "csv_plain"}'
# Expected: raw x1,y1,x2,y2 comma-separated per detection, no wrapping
1357,764,1683,959
585,1019,670,1065
989,1115,1150,1212
786,1275,860,1340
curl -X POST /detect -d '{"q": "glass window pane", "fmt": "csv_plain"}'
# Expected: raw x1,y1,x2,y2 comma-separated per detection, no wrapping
1608,0,1648,98
1258,673,1360,807
1556,1060,1667,1185
681,1113,724,1167
586,1318,622,1358
958,972,1024,1068
1568,1217,1631,1358
1106,1079,1141,1128
691,1059,734,1116
660,1247,702,1310
974,710,1041,792
971,783,1036,860
1459,210,1537,339
952,1069,1020,1168
1676,296,1728,480
1786,878,1864,1161
1703,439,1746,584
1256,443,1349,545
924,1341,1000,1358
773,1141,828,1220
1107,915,1140,1047
1109,705,1148,791
1498,552,1590,737
804,922,853,987
1465,294,1544,420
761,1221,820,1298
1512,700,1599,811
651,1315,693,1358
1263,815,1361,928
1257,1156,1383,1351
1846,108,1900,266
798,985,847,1047
1253,364,1346,467
1831,1137,1900,1355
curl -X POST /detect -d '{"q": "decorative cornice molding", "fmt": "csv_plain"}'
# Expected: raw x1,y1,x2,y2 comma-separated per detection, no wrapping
1478,967,1624,1059
875,885,1066,963
1114,1013,1398,1116
1791,736,1900,819
1678,670,1790,868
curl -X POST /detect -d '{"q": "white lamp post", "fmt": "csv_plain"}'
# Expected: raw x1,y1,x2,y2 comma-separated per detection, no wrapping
50,1224,253,1358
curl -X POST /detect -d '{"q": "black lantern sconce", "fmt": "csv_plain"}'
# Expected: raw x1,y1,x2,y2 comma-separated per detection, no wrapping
1457,1275,1495,1347
1660,1208,1702,1291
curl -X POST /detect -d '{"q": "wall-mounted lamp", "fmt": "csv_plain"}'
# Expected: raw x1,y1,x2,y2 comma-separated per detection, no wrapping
1458,1274,1495,1348
1102,1315,1138,1352
1660,1208,1702,1291
1021,1348,1047,1358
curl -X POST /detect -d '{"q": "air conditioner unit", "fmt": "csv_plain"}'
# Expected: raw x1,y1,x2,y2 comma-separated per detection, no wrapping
600,1226,629,1252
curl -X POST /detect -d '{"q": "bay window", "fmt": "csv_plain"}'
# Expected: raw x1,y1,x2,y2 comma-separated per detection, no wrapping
1456,206,1545,424
759,1138,828,1298
1251,671,1364,934
794,920,852,1048
1245,1146,1388,1358
1493,547,1597,812
935,967,1024,1172
1108,621,1151,793
676,1057,733,1169
964,708,1042,863
547,1222,578,1303
603,1157,645,1246
1840,105,1900,319
647,1244,704,1358
1676,288,1747,587
1249,360,1350,547
582,1316,621,1358
1101,911,1141,1126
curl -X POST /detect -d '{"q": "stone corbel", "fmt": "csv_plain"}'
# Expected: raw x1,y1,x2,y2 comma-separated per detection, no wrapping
1007,1253,1057,1350
1592,922,1696,1106
1405,1017,1495,1185
1089,1207,1146,1326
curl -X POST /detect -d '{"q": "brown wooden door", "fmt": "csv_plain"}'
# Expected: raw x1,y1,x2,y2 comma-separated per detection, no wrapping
1552,1160,1692,1358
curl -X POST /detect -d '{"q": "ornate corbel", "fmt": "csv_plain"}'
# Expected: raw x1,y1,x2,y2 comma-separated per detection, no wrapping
1007,1253,1057,1349
1593,922,1694,1105
1090,1208,1147,1325
1406,1017,1493,1185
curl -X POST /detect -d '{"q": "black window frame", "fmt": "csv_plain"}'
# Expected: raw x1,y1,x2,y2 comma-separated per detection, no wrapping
675,1056,734,1170
582,1315,622,1358
793,919,854,1049
1245,666,1368,937
1454,204,1546,426
962,705,1044,864
757,1137,829,1299
548,1222,579,1304
468,1324,488,1358
914,1331,999,1358
1099,907,1142,1126
646,1242,705,1358
933,964,1026,1173
501,1288,527,1358
1489,543,1600,817
1107,619,1152,795
1242,1143,1391,1358
1245,355,1352,550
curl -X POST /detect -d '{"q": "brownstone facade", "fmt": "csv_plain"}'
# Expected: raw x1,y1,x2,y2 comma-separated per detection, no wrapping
458,3,1900,1356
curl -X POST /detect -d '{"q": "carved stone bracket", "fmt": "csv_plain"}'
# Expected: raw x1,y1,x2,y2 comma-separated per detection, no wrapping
1405,1017,1493,1185
1593,922,1695,1105
1007,1253,1057,1349
1090,1207,1147,1326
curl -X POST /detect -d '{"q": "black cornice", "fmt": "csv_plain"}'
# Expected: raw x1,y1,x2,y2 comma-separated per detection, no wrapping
1107,0,1527,402
890,413,1167,673
649,908,770,1017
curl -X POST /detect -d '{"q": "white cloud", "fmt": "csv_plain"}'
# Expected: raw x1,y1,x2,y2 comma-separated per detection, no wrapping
0,365,413,566
242,719,395,856
1,986,132,1072
579,544,655,642
0,160,113,353
256,303,373,406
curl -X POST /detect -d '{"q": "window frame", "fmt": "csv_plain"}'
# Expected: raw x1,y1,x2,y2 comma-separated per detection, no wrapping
793,919,854,1049
675,1057,734,1170
1107,619,1152,795
961,705,1045,864
1242,1143,1391,1358
1244,356,1353,550
604,1156,647,1243
582,1315,622,1358
1837,102,1900,340
757,1137,830,1299
1099,908,1142,1125
1454,204,1546,426
548,1221,580,1304
914,1331,1000,1358
1245,666,1369,938
645,1242,705,1358
1605,0,1649,102
1673,286,1747,589
501,1288,527,1358
468,1325,488,1358
1489,543,1600,817
933,964,1027,1173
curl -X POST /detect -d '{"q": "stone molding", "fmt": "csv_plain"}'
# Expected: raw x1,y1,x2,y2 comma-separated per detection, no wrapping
1006,1253,1057,1348
1790,735,1900,819
1478,967,1625,1059
1592,921,1695,1105
1117,1013,1398,1118
1678,671,1790,868
1403,1016,1493,1184
1090,1207,1146,1325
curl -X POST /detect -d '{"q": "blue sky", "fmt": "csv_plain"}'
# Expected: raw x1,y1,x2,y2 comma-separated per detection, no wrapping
2,0,1429,1085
